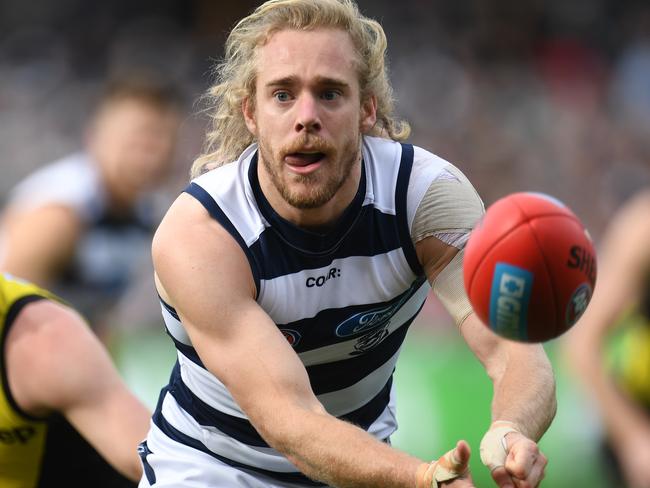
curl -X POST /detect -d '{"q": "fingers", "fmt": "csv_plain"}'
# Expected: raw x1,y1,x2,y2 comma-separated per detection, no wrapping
490,466,515,488
506,439,547,484
490,435,547,488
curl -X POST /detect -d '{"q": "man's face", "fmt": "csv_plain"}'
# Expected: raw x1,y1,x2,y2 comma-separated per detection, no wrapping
89,99,179,198
244,28,376,210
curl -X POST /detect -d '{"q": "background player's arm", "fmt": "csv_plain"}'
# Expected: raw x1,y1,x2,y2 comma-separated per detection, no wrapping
565,191,650,487
5,299,150,481
153,193,473,488
416,236,554,487
0,204,82,286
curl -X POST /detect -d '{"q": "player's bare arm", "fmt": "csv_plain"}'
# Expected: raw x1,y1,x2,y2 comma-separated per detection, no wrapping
566,190,650,487
5,299,150,481
416,236,554,488
153,192,473,488
0,204,82,286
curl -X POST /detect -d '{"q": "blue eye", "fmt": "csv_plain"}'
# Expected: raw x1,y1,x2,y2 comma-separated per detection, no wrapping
322,91,339,101
274,91,291,102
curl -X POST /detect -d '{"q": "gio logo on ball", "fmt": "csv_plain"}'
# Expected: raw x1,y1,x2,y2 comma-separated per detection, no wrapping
489,263,534,340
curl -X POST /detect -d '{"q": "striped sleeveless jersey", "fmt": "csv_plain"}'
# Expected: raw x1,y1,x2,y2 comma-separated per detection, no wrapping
153,136,451,485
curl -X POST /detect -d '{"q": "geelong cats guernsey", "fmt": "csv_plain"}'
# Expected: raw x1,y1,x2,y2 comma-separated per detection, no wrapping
154,136,453,486
4,153,157,324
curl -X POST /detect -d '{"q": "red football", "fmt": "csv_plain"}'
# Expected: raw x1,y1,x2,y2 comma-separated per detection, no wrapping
463,192,597,342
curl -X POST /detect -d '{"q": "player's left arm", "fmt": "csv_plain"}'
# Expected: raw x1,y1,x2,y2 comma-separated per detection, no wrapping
410,161,554,488
416,236,554,488
6,300,151,481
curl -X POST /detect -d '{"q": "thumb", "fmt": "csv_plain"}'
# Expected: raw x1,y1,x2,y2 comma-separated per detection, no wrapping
417,441,473,488
438,440,471,477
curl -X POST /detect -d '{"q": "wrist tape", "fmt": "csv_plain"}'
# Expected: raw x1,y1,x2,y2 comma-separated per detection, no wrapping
479,421,520,471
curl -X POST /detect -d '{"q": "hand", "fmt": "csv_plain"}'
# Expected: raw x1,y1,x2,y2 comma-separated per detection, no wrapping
616,430,650,488
418,440,475,487
480,422,546,488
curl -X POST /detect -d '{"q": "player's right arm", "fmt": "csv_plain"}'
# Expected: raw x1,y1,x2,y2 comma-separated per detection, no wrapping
0,204,82,286
565,190,650,487
153,192,473,488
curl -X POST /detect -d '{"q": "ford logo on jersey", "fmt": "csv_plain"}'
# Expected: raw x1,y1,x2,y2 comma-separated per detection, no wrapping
335,286,416,338
335,305,396,337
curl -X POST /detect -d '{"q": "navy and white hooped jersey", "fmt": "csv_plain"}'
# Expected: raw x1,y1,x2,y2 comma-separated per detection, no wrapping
155,136,454,486
2,152,159,323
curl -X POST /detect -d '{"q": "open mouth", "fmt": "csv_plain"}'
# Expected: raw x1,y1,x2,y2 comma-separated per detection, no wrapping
285,152,326,166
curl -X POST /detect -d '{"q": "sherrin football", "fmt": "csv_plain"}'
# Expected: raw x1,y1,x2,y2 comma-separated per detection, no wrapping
463,192,597,342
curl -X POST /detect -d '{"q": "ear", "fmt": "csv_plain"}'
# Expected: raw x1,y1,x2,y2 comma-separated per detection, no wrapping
360,94,377,133
242,96,258,135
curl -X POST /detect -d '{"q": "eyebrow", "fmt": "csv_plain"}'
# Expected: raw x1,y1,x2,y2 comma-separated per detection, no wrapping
264,75,351,89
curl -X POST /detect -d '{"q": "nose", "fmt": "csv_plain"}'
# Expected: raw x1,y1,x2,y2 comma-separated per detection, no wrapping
294,93,322,133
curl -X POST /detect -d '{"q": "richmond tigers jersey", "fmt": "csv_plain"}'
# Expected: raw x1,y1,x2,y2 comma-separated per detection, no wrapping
0,273,52,488
0,273,136,488
155,136,459,486
612,275,650,409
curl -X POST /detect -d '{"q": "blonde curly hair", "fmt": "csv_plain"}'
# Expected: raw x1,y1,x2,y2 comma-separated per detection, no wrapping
191,0,410,177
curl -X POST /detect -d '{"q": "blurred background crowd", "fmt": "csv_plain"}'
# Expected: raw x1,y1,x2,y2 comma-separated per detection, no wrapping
1,0,649,486
2,0,650,234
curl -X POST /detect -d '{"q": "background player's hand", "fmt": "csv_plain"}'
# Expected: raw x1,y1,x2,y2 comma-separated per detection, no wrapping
480,422,546,488
418,440,475,487
616,429,650,488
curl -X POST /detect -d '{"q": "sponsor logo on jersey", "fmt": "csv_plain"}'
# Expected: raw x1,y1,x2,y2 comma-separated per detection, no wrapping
0,426,35,444
352,327,390,354
566,283,592,327
489,263,533,340
335,288,413,339
306,268,341,288
335,281,421,353
280,329,301,347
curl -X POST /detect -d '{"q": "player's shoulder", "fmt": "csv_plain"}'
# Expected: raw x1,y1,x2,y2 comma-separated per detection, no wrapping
362,136,454,181
191,144,256,194
608,188,650,245
408,144,482,205
7,297,86,374
8,152,104,219
153,191,240,268
411,144,468,181
0,273,54,314
624,189,650,217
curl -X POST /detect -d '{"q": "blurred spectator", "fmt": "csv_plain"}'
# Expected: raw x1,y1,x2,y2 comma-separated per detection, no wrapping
565,189,650,488
0,76,182,337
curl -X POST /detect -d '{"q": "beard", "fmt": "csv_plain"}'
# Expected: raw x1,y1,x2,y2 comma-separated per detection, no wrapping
258,132,361,209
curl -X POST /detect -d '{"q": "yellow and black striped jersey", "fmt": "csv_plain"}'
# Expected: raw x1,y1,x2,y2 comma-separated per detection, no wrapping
0,273,55,487
0,272,135,488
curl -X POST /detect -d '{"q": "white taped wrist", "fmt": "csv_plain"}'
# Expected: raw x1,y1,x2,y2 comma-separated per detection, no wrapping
479,421,520,471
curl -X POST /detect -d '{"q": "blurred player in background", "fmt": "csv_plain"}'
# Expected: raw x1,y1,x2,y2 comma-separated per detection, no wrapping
0,271,150,487
142,0,556,487
0,76,181,337
566,189,650,488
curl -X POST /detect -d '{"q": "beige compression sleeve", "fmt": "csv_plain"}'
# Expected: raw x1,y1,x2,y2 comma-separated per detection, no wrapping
411,164,484,326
